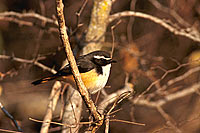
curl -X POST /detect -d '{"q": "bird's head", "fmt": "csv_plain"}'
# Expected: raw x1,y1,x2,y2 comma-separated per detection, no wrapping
87,51,116,66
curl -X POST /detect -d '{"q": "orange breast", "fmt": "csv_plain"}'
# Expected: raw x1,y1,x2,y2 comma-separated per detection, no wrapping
80,69,99,92
61,69,99,93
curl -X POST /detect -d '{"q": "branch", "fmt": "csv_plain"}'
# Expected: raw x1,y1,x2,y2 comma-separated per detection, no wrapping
162,66,200,90
0,11,58,32
0,128,22,133
148,0,190,27
0,102,22,132
109,11,200,42
83,0,112,55
137,61,188,98
157,106,181,133
62,86,82,133
98,82,133,114
131,83,200,132
40,81,62,133
86,0,112,42
133,82,200,108
55,0,103,132
0,11,58,26
0,55,57,74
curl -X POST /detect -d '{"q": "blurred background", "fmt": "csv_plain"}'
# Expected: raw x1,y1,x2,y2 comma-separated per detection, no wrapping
0,0,200,132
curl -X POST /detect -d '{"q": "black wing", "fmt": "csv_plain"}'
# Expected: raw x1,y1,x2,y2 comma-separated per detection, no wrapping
31,65,71,85
58,57,94,76
32,57,94,85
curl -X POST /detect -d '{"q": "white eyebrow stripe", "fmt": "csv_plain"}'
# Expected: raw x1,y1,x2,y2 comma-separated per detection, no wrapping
94,55,111,60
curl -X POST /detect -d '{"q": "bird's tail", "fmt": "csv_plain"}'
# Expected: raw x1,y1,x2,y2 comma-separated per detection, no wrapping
32,75,57,85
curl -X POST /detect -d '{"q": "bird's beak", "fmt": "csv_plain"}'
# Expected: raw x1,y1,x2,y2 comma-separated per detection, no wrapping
110,59,117,63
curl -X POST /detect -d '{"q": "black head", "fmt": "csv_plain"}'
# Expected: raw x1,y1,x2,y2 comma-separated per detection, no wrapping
85,51,116,66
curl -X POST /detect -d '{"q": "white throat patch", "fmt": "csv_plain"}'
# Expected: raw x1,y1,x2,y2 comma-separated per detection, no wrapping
91,64,111,94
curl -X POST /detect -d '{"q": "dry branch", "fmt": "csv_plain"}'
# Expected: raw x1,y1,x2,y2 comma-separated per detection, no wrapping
0,11,58,25
0,102,22,132
29,117,76,127
157,106,181,133
148,0,190,27
55,0,103,132
109,11,200,42
98,82,133,114
0,11,58,32
0,128,22,133
40,81,62,133
162,66,200,90
131,82,200,132
62,86,82,133
133,82,200,108
0,55,56,74
137,61,188,98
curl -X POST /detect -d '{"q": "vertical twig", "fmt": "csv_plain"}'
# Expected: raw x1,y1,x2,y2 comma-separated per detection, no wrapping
111,20,122,58
40,81,62,133
127,0,137,43
104,117,110,133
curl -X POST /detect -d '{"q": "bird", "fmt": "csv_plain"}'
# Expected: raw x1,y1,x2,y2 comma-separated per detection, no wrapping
32,50,116,94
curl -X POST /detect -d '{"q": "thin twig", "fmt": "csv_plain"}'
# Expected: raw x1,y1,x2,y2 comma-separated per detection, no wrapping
107,91,132,115
98,82,133,114
137,62,189,99
29,117,76,127
0,102,22,132
103,90,134,132
111,20,122,58
0,11,58,32
109,119,145,126
109,11,200,42
127,0,137,43
0,11,58,25
162,66,200,90
30,117,97,127
133,82,200,108
148,0,190,27
157,106,181,133
0,128,22,133
0,55,57,74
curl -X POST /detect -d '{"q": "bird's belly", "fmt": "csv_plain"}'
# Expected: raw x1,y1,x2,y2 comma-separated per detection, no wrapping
81,68,110,94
